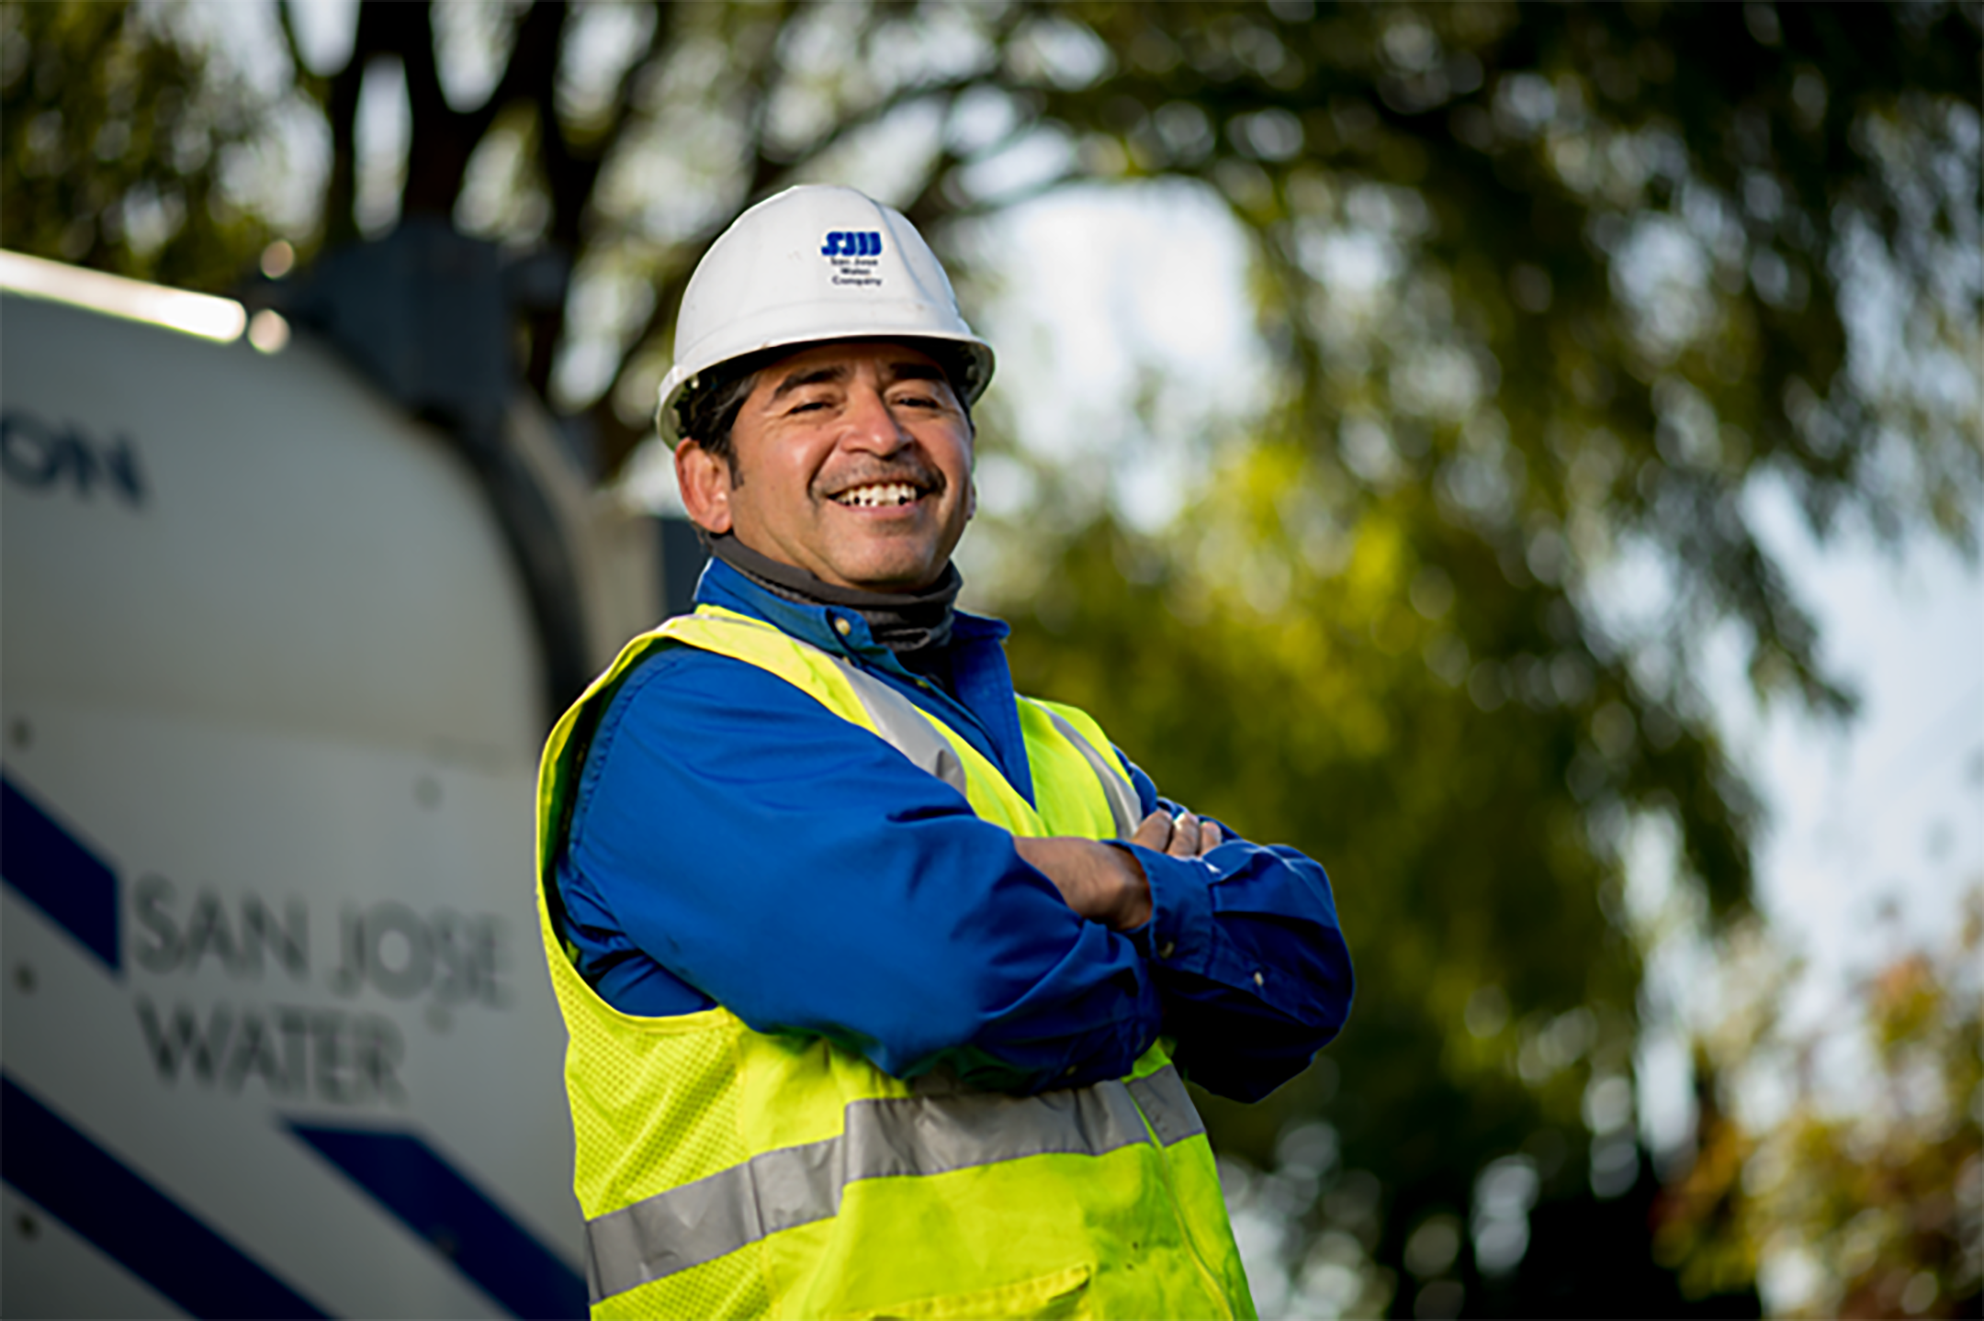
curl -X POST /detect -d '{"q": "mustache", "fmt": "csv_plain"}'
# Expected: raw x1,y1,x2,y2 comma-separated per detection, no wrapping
814,460,947,500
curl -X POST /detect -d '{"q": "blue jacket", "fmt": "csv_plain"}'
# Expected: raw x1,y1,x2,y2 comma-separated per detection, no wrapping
554,558,1352,1100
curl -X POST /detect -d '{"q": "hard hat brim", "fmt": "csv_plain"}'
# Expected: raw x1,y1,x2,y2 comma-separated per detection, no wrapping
656,328,993,449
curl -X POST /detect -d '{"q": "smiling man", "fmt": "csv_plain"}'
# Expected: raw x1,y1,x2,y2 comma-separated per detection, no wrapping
676,340,975,593
534,185,1353,1320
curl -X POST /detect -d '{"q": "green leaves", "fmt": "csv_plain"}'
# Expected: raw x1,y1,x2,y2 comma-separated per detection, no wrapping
1,2,272,291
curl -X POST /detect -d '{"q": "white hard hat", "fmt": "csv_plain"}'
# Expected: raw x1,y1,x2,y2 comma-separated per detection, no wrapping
656,184,995,447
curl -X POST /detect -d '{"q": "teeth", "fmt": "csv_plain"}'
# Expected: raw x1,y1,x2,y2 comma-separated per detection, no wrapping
834,482,921,508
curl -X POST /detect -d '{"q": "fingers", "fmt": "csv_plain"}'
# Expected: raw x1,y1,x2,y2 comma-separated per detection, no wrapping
1131,810,1174,852
1135,809,1224,859
1167,812,1201,859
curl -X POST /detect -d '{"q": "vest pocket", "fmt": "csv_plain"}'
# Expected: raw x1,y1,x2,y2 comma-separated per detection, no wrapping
829,1263,1093,1320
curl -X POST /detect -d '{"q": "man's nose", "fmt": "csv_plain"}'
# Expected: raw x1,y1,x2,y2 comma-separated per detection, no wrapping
839,384,912,453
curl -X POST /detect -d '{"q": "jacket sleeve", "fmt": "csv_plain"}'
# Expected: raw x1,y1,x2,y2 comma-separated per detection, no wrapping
558,647,1162,1095
1116,758,1355,1102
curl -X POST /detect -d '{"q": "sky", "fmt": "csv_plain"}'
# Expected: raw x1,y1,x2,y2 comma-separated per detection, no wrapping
1721,485,1982,987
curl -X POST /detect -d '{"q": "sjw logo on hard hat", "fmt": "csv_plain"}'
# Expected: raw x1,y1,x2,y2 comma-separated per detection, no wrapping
821,231,882,257
820,230,885,289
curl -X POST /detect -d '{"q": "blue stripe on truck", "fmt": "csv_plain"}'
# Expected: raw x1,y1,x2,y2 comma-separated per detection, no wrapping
288,1123,586,1319
1,1071,331,1319
1,771,121,972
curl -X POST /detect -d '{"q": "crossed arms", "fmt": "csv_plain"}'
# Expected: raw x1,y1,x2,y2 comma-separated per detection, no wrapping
557,645,1352,1100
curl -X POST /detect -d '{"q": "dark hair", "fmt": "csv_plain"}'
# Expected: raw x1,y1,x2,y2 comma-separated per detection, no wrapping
673,346,783,474
673,339,978,473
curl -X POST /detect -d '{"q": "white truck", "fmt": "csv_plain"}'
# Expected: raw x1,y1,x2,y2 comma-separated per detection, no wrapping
1,235,678,1319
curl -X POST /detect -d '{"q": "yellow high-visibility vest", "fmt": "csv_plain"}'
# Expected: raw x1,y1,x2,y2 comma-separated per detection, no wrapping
537,605,1255,1319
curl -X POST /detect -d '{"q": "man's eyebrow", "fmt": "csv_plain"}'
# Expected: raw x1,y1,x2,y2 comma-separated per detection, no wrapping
766,358,948,401
883,360,947,385
767,364,849,402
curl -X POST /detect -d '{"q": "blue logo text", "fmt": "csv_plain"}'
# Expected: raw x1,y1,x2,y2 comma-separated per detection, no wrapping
821,231,882,258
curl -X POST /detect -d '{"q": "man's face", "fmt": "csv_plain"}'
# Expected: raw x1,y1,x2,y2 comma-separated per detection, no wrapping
675,340,975,593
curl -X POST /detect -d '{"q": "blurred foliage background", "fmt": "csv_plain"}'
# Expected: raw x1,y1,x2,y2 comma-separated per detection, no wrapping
1656,898,1981,1318
4,1,1978,1315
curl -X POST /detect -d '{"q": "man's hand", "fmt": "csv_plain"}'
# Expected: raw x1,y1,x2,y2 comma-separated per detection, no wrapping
1129,809,1223,859
1014,810,1223,932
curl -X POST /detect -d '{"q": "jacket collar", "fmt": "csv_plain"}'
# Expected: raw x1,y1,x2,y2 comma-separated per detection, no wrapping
693,557,1008,679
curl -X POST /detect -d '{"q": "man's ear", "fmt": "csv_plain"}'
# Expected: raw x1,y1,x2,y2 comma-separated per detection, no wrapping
675,440,734,534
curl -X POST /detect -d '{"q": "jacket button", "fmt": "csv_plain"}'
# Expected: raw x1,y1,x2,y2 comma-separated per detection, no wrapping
1253,970,1265,987
1158,941,1175,959
833,617,853,637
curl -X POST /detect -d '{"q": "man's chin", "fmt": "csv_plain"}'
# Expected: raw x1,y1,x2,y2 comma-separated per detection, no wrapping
821,553,948,594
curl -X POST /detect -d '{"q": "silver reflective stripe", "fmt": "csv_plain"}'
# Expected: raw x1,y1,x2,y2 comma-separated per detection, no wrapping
586,1064,1203,1303
1126,1064,1208,1147
1039,708,1141,839
777,627,1132,830
823,654,969,796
